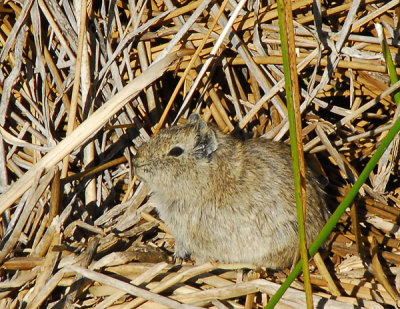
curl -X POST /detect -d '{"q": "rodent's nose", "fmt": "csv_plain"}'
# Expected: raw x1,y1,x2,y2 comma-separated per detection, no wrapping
132,154,143,169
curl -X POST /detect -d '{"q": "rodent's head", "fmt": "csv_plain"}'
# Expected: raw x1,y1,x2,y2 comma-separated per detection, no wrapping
133,114,218,190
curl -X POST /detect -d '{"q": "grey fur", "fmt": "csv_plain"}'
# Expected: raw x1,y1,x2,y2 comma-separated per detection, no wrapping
133,115,329,268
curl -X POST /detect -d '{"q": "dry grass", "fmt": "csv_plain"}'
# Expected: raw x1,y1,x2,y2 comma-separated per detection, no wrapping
0,0,400,308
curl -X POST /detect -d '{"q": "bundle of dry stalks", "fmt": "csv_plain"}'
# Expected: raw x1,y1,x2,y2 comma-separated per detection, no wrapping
0,0,400,308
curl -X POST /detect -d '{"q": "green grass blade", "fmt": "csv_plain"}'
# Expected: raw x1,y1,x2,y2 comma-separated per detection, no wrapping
275,0,312,307
375,23,400,105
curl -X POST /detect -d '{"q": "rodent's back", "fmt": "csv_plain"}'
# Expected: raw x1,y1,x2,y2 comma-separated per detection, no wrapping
133,114,329,268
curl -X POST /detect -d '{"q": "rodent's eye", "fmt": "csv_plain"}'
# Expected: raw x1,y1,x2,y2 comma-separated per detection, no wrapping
167,146,184,157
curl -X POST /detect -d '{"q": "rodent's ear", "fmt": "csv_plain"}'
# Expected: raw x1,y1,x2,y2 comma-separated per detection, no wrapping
203,130,218,156
194,126,217,158
188,114,208,132
188,113,217,157
187,113,201,124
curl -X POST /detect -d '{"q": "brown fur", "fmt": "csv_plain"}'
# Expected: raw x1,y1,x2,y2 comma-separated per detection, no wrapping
133,114,329,268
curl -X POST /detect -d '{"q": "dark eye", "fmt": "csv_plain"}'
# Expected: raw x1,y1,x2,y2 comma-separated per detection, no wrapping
167,146,184,157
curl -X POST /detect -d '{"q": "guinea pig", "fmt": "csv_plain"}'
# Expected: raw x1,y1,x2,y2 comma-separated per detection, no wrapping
133,114,329,268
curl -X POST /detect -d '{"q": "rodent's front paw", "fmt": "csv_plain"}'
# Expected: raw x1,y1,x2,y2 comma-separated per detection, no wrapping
174,256,184,265
173,240,191,262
